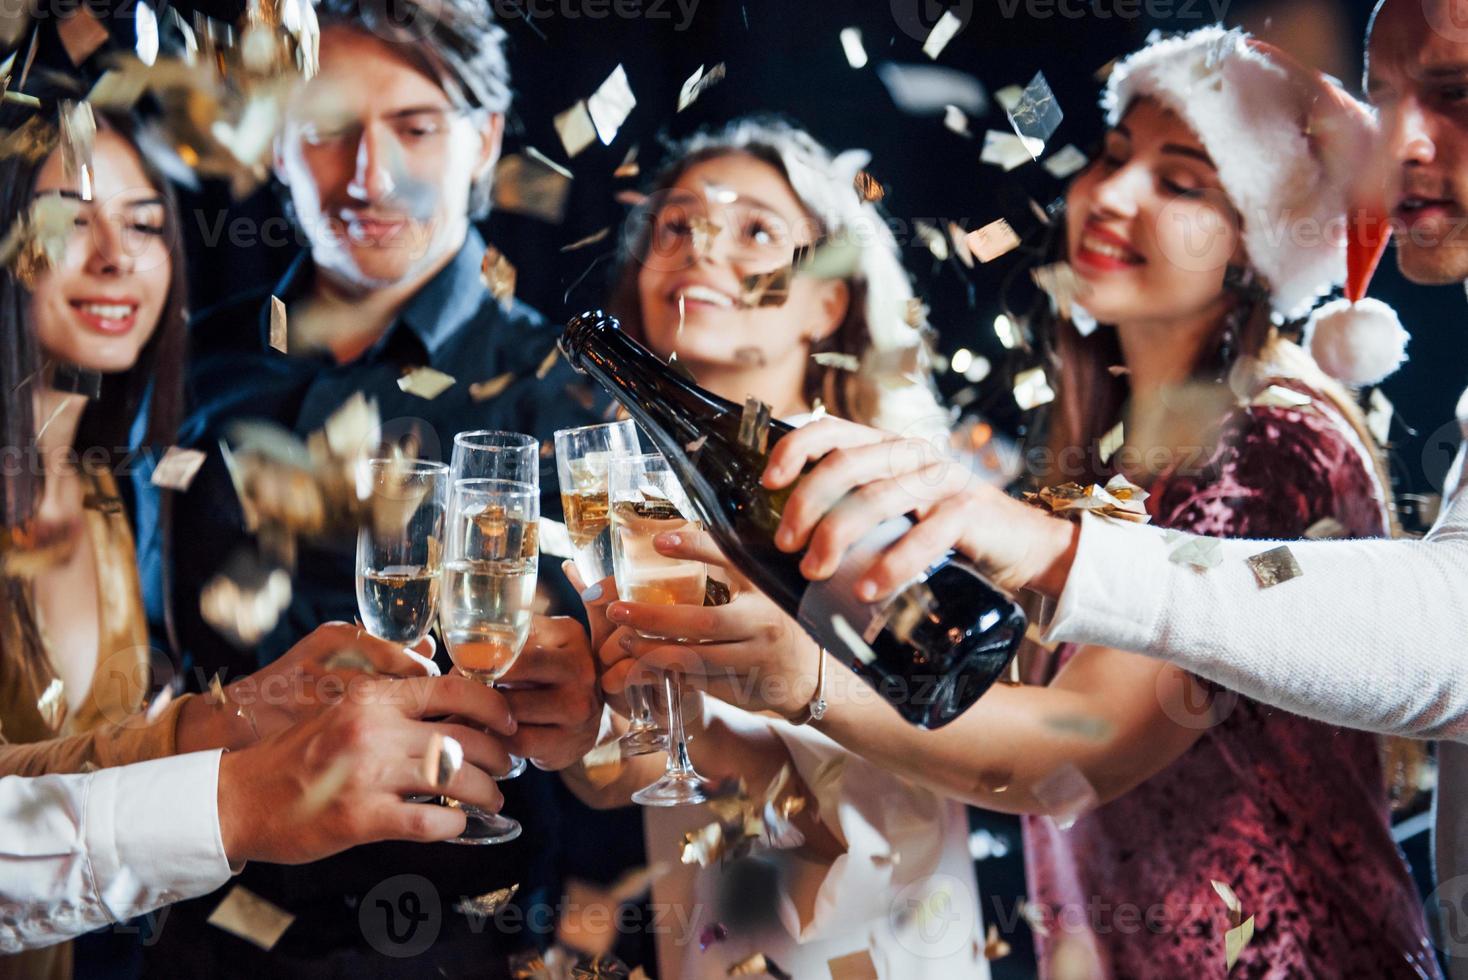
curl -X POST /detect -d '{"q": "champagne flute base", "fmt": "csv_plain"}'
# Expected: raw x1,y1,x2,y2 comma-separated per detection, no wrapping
632,772,715,807
447,805,522,845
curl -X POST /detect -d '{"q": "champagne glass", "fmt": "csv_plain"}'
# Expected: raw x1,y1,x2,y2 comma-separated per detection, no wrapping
554,421,666,756
355,458,448,645
439,478,539,844
451,430,538,779
609,454,714,807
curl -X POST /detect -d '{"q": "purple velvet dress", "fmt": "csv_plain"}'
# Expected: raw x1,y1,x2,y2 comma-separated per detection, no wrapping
1022,382,1441,979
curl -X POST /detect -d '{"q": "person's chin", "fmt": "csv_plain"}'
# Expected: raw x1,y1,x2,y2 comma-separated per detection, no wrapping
1395,241,1468,286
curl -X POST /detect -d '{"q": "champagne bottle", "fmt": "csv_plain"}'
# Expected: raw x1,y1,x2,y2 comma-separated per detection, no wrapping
560,311,1024,729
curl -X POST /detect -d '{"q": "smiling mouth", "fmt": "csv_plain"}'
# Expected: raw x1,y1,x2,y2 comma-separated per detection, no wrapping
1077,231,1145,266
70,300,139,334
676,284,736,309
1396,196,1457,216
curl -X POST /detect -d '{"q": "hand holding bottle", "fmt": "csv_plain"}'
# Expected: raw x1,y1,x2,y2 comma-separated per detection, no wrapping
762,416,1082,599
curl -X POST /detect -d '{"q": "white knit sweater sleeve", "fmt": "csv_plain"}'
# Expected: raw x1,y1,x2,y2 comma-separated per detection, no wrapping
1045,443,1468,741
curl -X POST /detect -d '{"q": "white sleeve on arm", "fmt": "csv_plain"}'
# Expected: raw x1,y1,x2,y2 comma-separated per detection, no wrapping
1045,455,1468,741
0,749,235,952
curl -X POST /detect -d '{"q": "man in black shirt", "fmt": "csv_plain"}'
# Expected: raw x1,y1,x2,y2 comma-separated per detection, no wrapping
135,1,607,974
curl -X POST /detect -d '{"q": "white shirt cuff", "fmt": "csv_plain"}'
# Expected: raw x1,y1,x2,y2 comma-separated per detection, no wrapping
85,749,235,921
1044,513,1173,653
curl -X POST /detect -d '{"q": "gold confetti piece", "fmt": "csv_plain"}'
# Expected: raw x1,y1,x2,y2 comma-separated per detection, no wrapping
839,27,868,68
1043,144,1089,180
1211,879,1242,918
1031,262,1089,320
208,672,228,706
0,195,81,287
726,952,792,979
1098,421,1124,466
685,435,708,453
268,295,287,353
1225,915,1256,970
1367,387,1394,445
832,613,877,666
200,558,293,648
293,754,353,817
151,447,208,491
922,8,964,59
739,263,794,308
475,245,518,311
687,213,722,258
207,885,295,951
1007,71,1064,150
914,220,949,260
943,104,970,136
1169,536,1224,569
811,351,861,372
422,732,464,789
535,345,561,379
981,130,1038,171
571,953,633,979
1032,762,1099,830
1012,366,1056,411
59,101,96,200
680,821,725,867
554,100,597,158
994,84,1024,112
470,373,516,402
613,144,639,178
87,64,150,111
396,365,456,400
826,949,878,980
966,218,1021,263
1304,517,1348,540
587,64,636,145
1245,545,1303,589
948,221,974,268
1250,384,1313,410
853,170,884,202
36,677,66,731
738,396,772,454
561,227,610,252
454,883,518,918
677,61,726,112
581,738,624,788
1018,899,1051,938
494,153,572,224
983,924,1012,961
1044,715,1114,740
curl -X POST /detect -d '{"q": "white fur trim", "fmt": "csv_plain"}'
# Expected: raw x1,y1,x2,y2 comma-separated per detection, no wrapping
1306,297,1410,386
1103,27,1368,320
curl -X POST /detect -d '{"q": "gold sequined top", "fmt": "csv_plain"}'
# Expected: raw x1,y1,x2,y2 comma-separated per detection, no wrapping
0,463,191,775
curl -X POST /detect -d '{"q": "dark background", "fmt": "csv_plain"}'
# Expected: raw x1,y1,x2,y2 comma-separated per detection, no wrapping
177,0,1450,975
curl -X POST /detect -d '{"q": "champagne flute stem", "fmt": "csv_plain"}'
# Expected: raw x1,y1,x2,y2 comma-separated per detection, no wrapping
663,671,696,777
627,684,655,729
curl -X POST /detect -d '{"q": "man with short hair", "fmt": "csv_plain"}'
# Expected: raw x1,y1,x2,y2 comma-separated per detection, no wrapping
137,1,606,973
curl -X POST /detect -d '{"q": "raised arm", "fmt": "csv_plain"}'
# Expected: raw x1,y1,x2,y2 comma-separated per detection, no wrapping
765,417,1468,742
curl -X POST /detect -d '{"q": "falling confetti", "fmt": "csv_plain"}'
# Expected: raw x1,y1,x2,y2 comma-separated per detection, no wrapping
535,345,561,379
1007,71,1064,152
983,924,1012,961
738,396,773,454
494,152,573,224
1031,262,1089,320
151,447,208,491
397,366,456,400
826,950,878,979
36,677,66,731
966,219,1021,263
839,27,868,69
677,62,727,112
454,883,519,919
1023,475,1150,523
580,738,624,788
554,100,597,158
614,144,640,178
587,64,636,145
1168,536,1224,570
480,245,517,308
726,952,792,980
853,170,884,202
981,130,1039,171
811,351,861,372
470,373,516,402
1245,546,1303,589
943,104,970,136
268,295,288,353
922,9,964,59
1043,144,1089,179
560,227,611,252
207,886,295,951
1098,421,1124,466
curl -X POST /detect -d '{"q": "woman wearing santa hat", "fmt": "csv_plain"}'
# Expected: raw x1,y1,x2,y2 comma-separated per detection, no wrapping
610,26,1438,977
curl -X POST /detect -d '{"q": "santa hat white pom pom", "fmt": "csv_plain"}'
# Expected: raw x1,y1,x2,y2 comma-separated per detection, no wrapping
1307,297,1409,387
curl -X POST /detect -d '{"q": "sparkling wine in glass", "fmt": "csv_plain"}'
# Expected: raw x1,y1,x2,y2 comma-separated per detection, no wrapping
554,421,666,756
355,458,448,644
450,430,538,779
610,454,714,807
439,477,539,844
